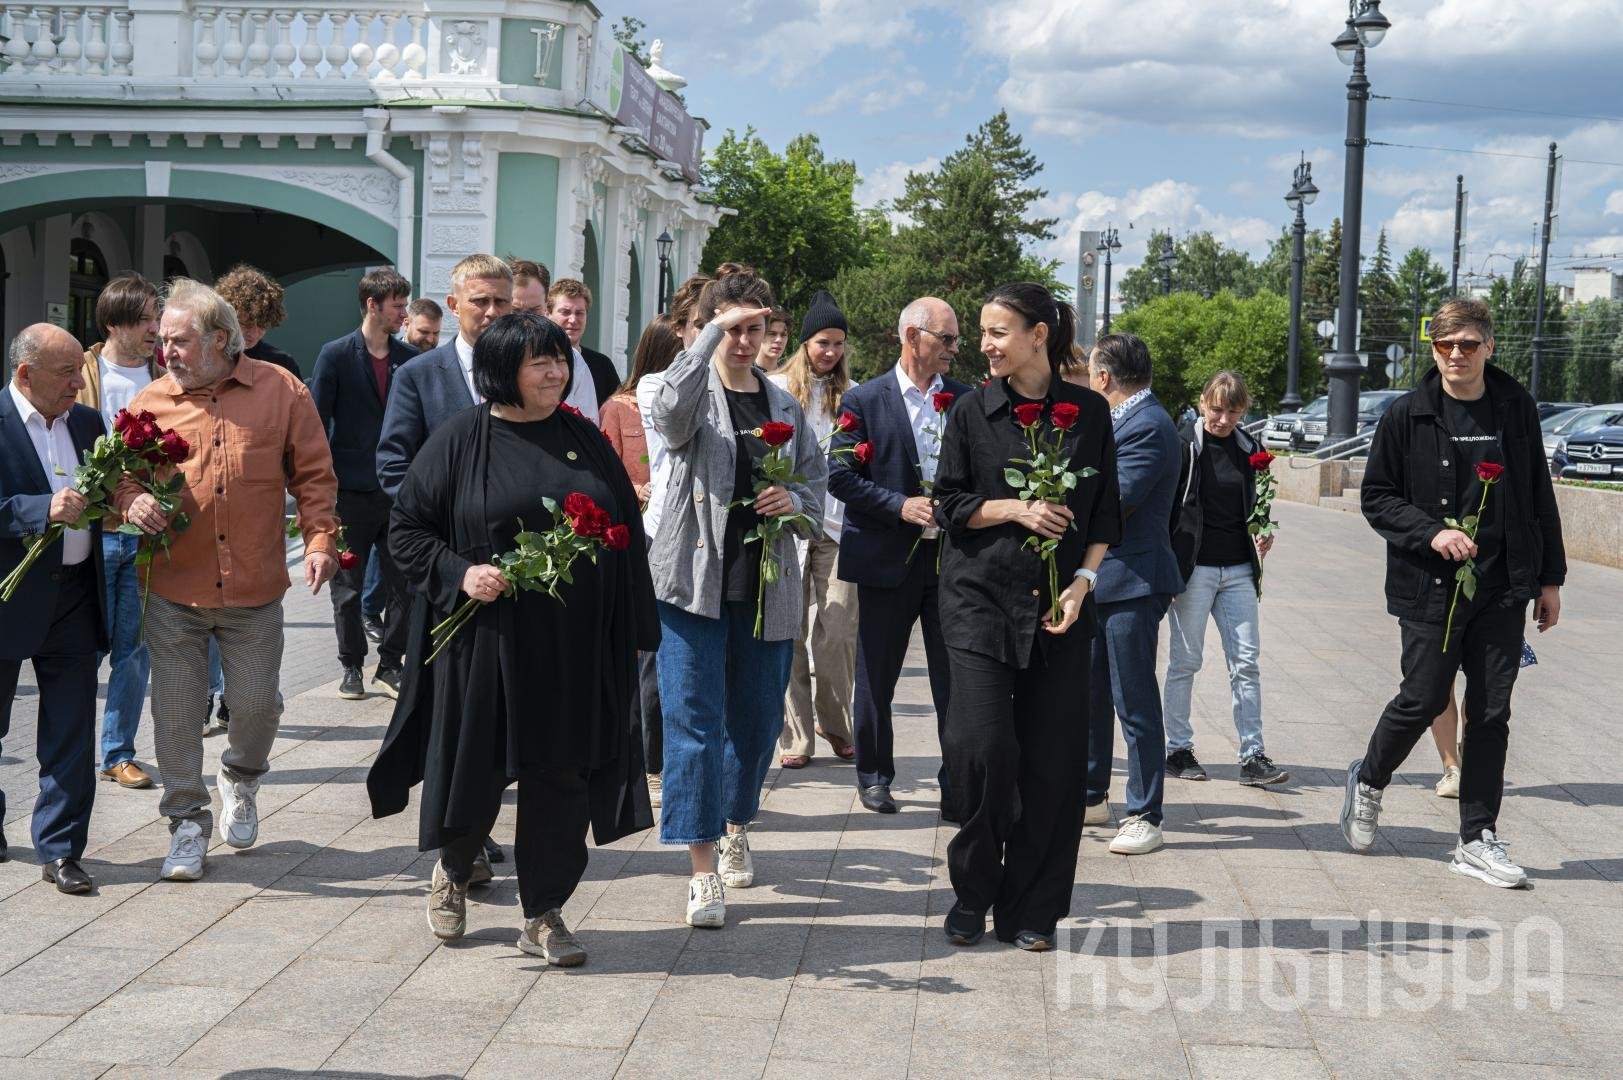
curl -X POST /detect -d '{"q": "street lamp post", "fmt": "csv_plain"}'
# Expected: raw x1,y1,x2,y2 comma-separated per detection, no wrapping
1098,225,1122,333
1159,234,1178,296
1282,154,1318,411
655,229,674,314
1326,0,1390,445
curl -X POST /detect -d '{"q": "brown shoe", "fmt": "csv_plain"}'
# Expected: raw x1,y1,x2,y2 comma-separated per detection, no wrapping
99,761,153,789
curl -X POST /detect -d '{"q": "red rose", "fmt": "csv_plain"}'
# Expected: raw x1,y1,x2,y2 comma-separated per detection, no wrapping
572,506,611,539
854,440,874,465
563,493,596,520
121,418,155,451
112,409,137,437
138,410,158,425
1012,402,1044,428
603,524,631,551
1051,402,1080,431
932,392,955,413
836,411,860,434
1249,451,1276,471
1476,461,1504,483
159,430,190,465
338,550,359,571
758,421,795,447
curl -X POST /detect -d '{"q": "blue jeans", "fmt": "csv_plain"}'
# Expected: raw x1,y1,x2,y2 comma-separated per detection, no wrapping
1087,594,1170,825
362,554,385,619
655,600,792,846
207,638,223,698
1164,564,1264,762
99,532,150,770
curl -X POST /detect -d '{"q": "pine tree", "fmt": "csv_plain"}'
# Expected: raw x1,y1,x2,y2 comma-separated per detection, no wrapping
1358,230,1406,388
1487,258,1570,393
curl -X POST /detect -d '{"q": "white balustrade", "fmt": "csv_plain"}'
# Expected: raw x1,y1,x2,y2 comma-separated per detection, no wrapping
0,4,128,77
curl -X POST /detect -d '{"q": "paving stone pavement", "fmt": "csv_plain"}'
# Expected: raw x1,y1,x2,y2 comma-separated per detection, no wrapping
0,501,1618,1079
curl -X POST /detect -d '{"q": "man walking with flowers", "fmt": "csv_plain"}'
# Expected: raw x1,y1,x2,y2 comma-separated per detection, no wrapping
1344,299,1565,889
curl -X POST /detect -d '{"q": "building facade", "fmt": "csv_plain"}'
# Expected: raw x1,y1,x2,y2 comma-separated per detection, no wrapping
0,0,723,371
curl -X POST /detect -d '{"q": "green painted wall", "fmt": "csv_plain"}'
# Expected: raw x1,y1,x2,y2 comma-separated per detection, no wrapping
498,19,566,88
494,152,559,274
274,268,368,375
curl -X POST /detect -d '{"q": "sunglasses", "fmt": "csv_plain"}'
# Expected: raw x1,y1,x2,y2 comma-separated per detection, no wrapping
920,328,960,349
1433,339,1485,358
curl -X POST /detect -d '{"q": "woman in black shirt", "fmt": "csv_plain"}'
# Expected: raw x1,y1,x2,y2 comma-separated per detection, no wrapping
933,282,1122,951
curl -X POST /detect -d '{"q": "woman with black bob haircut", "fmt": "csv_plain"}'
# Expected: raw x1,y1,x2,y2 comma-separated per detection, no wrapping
932,281,1122,951
368,311,659,966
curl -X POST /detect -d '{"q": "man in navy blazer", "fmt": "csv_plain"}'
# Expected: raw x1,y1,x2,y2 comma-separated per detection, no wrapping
311,268,419,700
828,297,969,816
0,324,109,894
1081,333,1185,856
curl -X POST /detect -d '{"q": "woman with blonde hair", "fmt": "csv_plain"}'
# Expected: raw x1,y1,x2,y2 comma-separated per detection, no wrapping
769,290,858,767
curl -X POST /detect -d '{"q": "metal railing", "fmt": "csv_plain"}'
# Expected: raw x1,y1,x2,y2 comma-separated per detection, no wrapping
1287,430,1372,468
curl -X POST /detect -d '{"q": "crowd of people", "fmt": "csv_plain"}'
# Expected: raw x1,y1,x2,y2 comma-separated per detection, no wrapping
0,249,1566,959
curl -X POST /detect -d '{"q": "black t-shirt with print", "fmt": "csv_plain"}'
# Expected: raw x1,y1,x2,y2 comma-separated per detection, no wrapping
722,385,774,603
1440,391,1508,594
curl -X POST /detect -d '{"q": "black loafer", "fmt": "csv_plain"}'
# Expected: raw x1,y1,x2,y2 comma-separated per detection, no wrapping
944,902,985,946
43,858,92,895
1013,930,1054,952
859,785,897,814
483,835,506,863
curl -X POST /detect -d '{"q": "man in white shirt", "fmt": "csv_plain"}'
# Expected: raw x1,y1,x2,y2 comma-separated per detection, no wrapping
546,279,619,422
79,274,161,791
1,323,108,895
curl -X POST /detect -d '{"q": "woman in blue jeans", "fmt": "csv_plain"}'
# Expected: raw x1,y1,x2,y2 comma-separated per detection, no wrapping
642,266,824,929
1164,371,1286,786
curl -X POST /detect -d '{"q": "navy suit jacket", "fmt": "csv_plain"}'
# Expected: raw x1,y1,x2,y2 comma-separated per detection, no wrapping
0,393,108,661
1094,391,1184,604
828,369,971,589
311,328,418,492
376,342,474,499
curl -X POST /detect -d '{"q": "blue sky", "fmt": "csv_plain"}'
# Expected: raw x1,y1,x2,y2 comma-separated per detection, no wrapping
613,0,1623,297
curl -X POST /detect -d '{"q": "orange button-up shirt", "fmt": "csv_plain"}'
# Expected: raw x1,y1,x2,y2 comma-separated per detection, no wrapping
115,357,339,609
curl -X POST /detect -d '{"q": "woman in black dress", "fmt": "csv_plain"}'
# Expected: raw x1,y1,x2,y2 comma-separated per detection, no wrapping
366,313,659,966
933,282,1122,951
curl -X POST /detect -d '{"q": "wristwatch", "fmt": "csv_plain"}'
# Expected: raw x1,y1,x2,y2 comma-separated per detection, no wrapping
1073,566,1097,586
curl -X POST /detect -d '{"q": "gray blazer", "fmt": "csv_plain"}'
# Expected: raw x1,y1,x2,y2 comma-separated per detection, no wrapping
644,323,826,640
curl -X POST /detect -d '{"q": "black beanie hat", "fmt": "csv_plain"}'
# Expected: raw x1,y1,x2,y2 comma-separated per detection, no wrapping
800,289,848,340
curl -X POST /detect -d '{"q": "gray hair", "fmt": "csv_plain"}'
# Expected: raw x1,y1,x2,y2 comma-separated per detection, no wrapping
897,297,938,345
7,326,45,378
164,277,245,358
1090,332,1153,392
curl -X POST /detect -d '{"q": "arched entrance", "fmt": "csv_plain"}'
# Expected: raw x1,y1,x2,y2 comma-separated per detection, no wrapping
68,236,109,345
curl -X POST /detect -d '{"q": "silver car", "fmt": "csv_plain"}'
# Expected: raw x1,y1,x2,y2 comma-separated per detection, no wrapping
1262,396,1327,450
1542,403,1623,460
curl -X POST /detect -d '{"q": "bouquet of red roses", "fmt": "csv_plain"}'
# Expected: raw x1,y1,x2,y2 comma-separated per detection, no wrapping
425,492,630,664
1441,461,1503,652
1005,400,1096,624
1246,450,1279,598
1,408,190,602
728,421,814,638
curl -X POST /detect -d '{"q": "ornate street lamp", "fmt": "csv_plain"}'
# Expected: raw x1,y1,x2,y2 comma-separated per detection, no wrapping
1159,234,1178,296
656,230,674,314
1097,225,1122,333
1282,155,1318,411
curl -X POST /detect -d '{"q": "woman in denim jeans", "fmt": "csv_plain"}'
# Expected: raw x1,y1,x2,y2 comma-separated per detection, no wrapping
641,267,825,929
1163,371,1286,787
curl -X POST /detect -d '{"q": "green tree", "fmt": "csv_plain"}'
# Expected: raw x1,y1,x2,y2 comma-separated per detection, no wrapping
1487,258,1570,393
1117,231,1260,311
1113,289,1296,414
1565,299,1623,403
1390,246,1450,386
699,129,882,321
833,112,1060,383
1358,230,1407,388
1256,224,1328,298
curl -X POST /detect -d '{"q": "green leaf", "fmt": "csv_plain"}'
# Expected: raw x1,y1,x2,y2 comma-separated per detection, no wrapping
1461,515,1478,532
117,523,144,536
1003,468,1026,489
1442,517,1459,529
1460,572,1476,601
1061,471,1077,490
172,512,191,532
513,531,542,548
1079,467,1098,478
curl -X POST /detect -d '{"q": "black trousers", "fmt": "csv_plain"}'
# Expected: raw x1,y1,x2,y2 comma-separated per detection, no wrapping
1359,591,1527,842
942,628,1091,941
0,565,100,862
632,651,663,776
852,543,951,794
330,488,408,670
441,765,591,918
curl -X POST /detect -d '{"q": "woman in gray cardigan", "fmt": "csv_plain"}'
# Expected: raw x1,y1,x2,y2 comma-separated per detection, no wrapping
642,268,826,929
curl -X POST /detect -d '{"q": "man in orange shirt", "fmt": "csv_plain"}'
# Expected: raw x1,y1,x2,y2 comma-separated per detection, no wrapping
118,278,339,883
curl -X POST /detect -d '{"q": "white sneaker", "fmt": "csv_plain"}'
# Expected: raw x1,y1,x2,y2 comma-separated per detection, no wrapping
717,828,755,888
161,820,207,881
1108,814,1164,855
647,773,662,809
1451,829,1528,889
1435,765,1461,799
217,769,260,849
1340,758,1382,852
1084,801,1110,826
686,872,726,928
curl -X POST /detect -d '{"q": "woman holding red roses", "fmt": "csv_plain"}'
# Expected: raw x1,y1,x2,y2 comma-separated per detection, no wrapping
933,281,1122,951
368,313,659,966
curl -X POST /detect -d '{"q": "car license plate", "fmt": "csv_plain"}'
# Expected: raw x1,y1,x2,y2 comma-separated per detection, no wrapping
1573,462,1613,475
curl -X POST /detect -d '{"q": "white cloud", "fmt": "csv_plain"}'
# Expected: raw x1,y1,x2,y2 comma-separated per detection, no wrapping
1042,179,1274,282
808,72,930,117
858,157,940,211
1607,191,1623,215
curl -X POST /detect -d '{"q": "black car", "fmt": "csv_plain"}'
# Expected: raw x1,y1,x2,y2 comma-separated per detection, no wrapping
1559,421,1623,482
1298,390,1406,449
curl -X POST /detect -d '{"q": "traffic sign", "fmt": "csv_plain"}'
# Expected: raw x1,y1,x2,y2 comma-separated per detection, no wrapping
1385,343,1406,362
1385,361,1403,381
1419,316,1433,342
1316,319,1336,340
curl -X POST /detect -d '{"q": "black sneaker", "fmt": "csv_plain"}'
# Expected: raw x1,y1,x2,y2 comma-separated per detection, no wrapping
944,902,985,946
205,700,231,737
202,694,215,736
372,666,402,700
1239,753,1289,786
363,614,384,643
1166,747,1207,781
339,666,366,700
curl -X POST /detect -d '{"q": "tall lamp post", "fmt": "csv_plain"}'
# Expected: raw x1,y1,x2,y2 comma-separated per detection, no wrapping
1282,155,1318,411
655,229,674,314
1159,234,1178,296
1098,225,1122,333
1326,0,1390,445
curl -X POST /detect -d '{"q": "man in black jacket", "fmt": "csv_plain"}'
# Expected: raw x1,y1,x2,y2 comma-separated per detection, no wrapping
1342,299,1565,889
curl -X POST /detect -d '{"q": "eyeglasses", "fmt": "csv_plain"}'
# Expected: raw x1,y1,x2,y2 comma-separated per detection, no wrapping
920,328,959,349
1432,339,1485,358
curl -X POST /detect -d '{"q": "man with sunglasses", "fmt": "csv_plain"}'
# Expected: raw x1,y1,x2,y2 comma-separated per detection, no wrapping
1343,299,1565,889
828,297,969,816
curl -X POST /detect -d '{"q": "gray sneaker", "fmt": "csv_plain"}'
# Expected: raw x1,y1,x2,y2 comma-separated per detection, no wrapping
468,850,495,887
1451,829,1528,889
518,908,587,966
1340,758,1382,852
427,860,467,940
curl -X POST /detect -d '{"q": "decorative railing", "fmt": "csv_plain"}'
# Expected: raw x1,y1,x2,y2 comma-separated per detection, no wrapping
187,3,427,81
1,6,133,76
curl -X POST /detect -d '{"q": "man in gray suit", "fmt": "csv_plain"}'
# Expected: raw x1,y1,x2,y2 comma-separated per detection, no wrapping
376,253,514,498
1082,333,1185,856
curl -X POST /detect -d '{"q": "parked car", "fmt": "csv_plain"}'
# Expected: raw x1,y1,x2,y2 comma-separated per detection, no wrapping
1298,390,1406,449
1553,409,1623,481
1537,401,1589,421
1262,396,1327,450
1543,403,1623,463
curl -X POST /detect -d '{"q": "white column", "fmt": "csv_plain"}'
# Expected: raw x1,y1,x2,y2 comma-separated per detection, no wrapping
126,0,190,78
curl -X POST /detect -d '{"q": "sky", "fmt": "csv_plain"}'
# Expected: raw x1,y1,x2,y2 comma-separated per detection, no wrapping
612,0,1623,299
